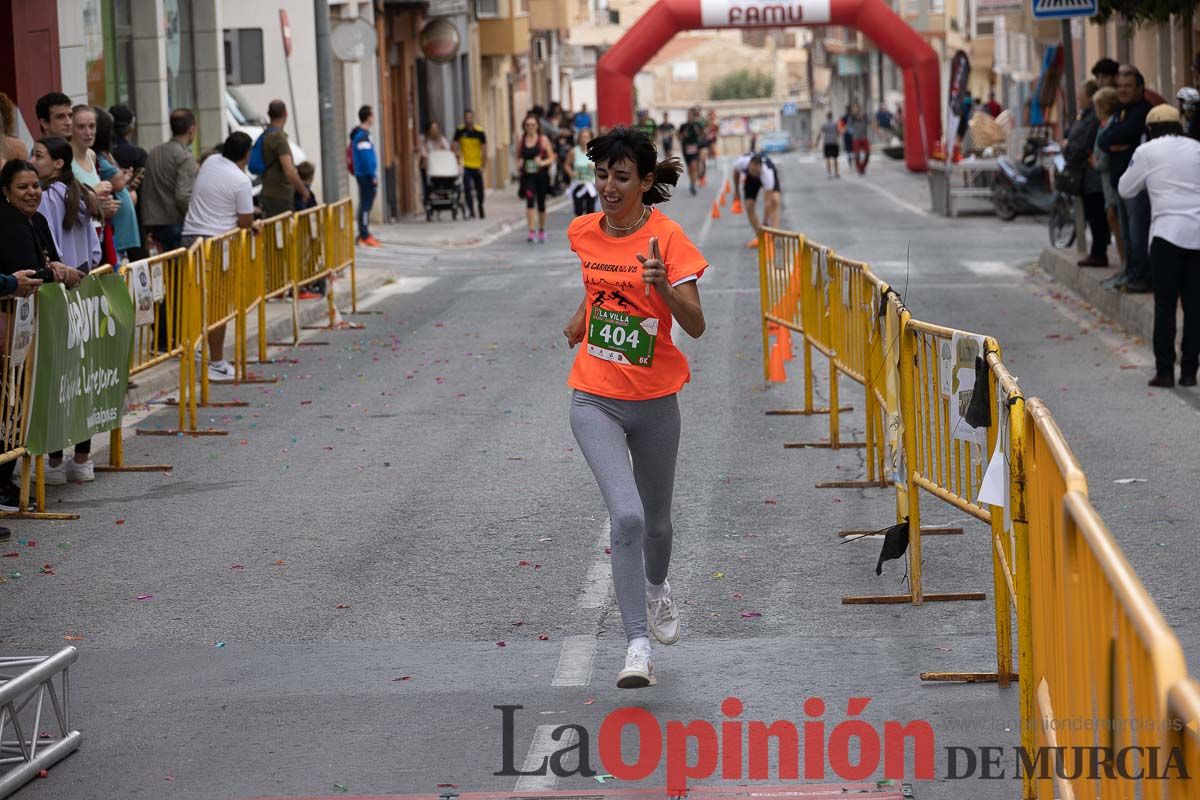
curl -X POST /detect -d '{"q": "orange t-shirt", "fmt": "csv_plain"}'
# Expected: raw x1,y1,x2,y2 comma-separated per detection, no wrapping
566,208,708,401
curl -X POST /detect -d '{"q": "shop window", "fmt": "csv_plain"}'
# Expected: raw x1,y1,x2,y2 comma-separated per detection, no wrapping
224,28,265,85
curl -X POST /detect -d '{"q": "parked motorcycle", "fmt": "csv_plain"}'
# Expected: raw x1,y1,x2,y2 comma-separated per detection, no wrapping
991,138,1075,248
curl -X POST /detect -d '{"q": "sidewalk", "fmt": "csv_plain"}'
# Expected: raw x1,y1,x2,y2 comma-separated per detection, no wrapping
1038,246,1159,345
371,186,570,248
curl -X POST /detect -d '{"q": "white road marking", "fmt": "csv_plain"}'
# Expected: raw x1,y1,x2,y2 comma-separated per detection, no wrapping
855,178,931,217
963,260,1020,276
460,273,516,292
353,276,439,311
551,635,597,687
576,519,612,609
513,725,578,791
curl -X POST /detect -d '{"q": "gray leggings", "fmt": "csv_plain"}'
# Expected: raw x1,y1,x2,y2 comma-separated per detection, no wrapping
569,390,680,641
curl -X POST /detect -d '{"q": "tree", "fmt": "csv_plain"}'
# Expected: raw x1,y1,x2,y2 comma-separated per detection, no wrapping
710,70,775,101
1094,0,1197,26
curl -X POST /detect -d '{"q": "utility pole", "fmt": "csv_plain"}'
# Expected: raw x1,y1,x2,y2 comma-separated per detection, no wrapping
314,0,341,200
1061,20,1076,123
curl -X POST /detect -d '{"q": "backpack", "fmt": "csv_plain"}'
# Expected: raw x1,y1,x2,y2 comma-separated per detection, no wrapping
248,126,278,176
346,127,360,175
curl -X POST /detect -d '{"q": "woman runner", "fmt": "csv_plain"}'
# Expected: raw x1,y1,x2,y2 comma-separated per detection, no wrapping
518,113,554,242
562,127,708,688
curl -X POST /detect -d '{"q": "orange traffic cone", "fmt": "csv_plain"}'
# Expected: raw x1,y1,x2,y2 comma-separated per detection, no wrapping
719,191,727,207
746,237,759,249
778,326,794,361
767,339,787,383
721,177,731,195
730,196,743,215
710,200,721,219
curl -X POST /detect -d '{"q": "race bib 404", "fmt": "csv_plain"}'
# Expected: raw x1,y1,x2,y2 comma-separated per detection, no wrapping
586,307,658,367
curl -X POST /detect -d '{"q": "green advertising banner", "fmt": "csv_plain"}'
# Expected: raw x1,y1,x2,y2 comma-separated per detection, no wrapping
26,274,135,455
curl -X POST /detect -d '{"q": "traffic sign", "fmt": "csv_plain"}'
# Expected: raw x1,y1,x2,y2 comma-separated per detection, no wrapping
781,102,798,116
1032,0,1097,19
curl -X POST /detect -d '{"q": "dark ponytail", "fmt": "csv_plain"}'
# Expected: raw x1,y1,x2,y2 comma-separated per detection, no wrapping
37,136,99,230
586,125,683,205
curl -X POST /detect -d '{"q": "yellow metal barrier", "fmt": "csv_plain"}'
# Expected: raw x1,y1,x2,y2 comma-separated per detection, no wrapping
324,198,359,315
194,229,249,410
1168,679,1200,799
293,205,333,330
0,295,42,518
258,213,302,352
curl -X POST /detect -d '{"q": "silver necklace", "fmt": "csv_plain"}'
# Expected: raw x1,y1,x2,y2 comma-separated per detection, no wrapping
605,204,648,233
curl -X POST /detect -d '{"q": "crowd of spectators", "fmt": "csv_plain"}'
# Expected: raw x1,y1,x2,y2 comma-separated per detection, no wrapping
1063,55,1200,389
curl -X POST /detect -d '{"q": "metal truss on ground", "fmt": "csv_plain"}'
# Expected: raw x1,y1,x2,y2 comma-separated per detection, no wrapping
0,647,81,798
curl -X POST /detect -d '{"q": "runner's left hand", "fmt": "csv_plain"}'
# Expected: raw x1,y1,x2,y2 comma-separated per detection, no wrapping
637,236,666,298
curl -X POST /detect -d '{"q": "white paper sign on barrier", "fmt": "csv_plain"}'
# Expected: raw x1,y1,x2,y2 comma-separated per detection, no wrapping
129,260,155,327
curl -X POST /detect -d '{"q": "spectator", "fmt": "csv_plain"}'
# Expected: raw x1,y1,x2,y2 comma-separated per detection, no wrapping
452,109,487,221
350,105,381,243
1065,81,1109,267
1092,58,1119,89
657,113,675,157
418,120,451,206
1098,65,1154,293
294,161,318,211
1178,87,1200,142
181,131,258,384
258,100,310,218
69,105,118,265
107,104,147,171
573,103,592,133
1092,87,1125,271
875,103,894,138
0,161,51,519
0,93,28,170
839,105,853,170
983,91,1003,118
542,103,563,141
1118,104,1200,388
954,92,973,156
564,127,596,216
92,106,141,262
35,92,73,139
848,102,871,174
30,137,101,271
141,108,197,253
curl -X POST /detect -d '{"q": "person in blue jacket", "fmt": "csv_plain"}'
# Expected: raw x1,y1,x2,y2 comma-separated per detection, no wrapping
349,105,380,247
1097,66,1154,293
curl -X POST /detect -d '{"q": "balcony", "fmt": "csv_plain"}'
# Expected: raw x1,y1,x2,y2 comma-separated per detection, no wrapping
479,14,530,55
529,0,571,31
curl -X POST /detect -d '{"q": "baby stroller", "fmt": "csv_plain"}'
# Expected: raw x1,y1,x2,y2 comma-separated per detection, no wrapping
424,150,462,221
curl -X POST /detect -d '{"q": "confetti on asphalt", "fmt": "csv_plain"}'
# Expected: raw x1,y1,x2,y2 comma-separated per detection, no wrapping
393,676,412,681
136,594,154,601
538,634,550,641
335,604,351,609
496,641,506,647
1113,478,1147,484
740,611,763,618
764,499,778,505
214,641,226,648
64,635,83,641
711,572,725,579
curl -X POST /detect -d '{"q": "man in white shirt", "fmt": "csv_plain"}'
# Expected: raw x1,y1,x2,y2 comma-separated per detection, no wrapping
183,131,260,383
731,153,782,249
1118,104,1200,388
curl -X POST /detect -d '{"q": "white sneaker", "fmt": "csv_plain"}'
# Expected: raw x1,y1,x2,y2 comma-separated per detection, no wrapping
617,640,654,689
65,459,95,483
647,580,680,645
208,360,235,383
44,460,67,486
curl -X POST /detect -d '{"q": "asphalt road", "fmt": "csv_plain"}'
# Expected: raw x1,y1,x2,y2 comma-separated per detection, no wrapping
2,151,1196,800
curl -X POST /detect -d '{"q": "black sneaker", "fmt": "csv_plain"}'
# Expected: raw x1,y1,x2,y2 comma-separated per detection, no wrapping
1180,372,1197,387
1123,279,1152,293
0,484,20,513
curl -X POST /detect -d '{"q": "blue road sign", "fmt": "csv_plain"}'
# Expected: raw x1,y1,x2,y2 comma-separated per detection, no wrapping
781,102,798,116
1032,0,1097,19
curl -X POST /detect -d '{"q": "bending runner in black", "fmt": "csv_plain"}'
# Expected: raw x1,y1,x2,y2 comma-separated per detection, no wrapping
731,153,782,248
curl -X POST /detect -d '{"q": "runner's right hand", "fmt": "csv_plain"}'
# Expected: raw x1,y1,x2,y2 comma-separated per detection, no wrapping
564,315,585,348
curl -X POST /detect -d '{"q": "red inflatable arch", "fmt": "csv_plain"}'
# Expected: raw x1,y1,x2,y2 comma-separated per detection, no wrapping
597,0,942,171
